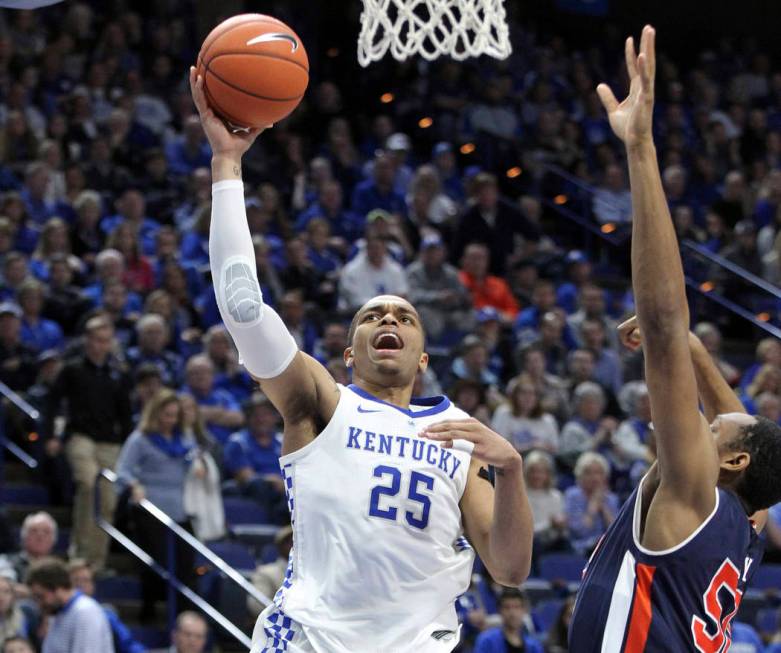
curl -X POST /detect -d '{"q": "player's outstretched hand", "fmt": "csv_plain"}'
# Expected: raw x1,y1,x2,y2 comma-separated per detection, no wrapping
617,315,642,351
420,418,522,472
596,24,655,147
189,66,266,158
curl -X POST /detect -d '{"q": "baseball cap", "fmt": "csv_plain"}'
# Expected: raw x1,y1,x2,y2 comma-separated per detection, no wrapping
0,302,22,318
476,307,500,323
566,250,590,265
367,208,392,223
421,234,443,249
386,133,411,151
432,142,453,157
37,349,61,365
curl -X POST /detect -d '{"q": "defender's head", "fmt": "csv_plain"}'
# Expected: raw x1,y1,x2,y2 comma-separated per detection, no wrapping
345,295,428,385
714,412,781,512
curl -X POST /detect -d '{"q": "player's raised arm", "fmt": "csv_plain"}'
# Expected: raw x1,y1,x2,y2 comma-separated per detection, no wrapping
597,28,717,525
191,67,338,452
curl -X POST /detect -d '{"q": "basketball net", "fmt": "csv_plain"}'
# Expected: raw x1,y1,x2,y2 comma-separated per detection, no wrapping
357,0,511,67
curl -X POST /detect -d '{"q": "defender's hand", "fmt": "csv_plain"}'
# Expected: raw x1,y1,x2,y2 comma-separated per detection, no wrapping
596,25,656,148
618,315,642,351
420,418,522,472
189,66,266,158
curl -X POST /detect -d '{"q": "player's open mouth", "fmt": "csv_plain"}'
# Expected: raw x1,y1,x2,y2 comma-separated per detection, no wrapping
372,331,404,352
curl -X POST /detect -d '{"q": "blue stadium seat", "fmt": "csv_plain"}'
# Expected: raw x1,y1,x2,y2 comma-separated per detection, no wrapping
532,599,564,634
95,575,142,602
223,496,270,526
129,626,169,648
206,540,256,571
748,564,781,591
538,553,587,584
1,484,48,505
756,607,779,636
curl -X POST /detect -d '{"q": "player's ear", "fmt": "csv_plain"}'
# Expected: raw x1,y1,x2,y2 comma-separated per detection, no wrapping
720,450,750,473
418,352,429,374
344,347,354,368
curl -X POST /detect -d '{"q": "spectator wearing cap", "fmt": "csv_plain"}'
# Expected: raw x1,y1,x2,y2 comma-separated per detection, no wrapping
431,142,464,202
17,279,63,352
182,354,243,446
247,525,293,616
338,229,409,313
452,172,540,276
125,313,183,387
474,306,514,383
44,316,133,571
406,235,473,340
223,393,286,521
351,150,406,219
473,588,543,653
556,251,593,315
165,115,211,177
592,164,632,226
458,243,519,321
28,559,114,653
384,132,414,195
0,301,37,392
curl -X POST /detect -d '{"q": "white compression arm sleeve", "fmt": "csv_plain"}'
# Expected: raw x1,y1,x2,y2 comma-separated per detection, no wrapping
209,180,298,378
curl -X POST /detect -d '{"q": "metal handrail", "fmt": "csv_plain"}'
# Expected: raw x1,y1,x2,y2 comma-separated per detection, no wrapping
0,437,37,469
0,380,40,420
681,240,781,300
95,468,273,650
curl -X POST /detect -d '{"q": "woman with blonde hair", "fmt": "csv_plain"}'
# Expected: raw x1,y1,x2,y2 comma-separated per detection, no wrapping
30,216,83,280
115,388,199,619
491,374,559,454
524,451,568,558
0,575,28,642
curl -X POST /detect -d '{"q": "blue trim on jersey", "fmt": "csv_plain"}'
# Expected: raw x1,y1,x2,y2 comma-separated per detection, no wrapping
347,384,452,418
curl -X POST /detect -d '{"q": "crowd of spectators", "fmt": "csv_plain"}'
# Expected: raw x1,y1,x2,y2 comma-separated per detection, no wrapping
0,0,777,651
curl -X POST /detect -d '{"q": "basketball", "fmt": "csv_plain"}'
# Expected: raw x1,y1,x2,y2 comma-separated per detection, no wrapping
196,14,309,129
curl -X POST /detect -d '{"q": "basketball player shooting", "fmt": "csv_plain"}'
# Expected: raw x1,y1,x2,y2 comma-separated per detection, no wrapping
189,67,533,653
568,26,781,652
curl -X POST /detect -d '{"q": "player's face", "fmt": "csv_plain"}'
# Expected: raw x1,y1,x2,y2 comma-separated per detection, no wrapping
347,296,428,383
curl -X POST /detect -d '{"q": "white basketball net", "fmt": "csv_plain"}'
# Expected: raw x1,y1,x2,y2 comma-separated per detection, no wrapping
358,0,511,67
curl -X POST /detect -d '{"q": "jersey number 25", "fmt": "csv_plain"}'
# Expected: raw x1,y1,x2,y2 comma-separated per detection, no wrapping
369,464,435,529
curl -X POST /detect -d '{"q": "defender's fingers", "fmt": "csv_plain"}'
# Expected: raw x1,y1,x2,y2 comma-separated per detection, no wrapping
625,36,638,79
638,53,653,94
596,83,619,113
642,26,656,78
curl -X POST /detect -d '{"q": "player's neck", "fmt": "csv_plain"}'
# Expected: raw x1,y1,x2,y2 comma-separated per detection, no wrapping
352,376,414,409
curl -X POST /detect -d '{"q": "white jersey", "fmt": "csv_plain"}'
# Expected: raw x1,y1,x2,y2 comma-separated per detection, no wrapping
251,383,475,653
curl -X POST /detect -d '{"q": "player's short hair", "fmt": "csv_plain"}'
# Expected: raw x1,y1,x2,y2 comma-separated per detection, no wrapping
731,415,781,512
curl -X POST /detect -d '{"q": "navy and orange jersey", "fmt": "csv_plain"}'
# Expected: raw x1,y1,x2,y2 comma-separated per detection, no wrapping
569,478,764,653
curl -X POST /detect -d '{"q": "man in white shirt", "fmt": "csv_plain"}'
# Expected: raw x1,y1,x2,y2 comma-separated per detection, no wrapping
338,231,409,313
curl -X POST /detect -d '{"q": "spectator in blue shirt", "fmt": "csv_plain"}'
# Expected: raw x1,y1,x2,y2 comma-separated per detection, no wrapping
296,180,364,243
20,162,56,225
125,313,183,388
223,393,286,523
182,354,243,445
100,190,159,258
164,115,211,176
565,451,619,556
18,281,63,352
68,559,145,653
351,150,406,219
473,588,543,653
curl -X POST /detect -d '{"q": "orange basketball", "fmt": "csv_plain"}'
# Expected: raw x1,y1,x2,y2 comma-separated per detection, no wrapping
196,14,309,129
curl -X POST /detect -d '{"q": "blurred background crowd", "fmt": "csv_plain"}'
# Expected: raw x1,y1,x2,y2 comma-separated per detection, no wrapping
0,0,778,651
